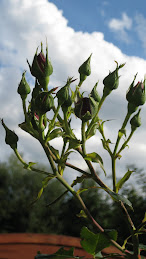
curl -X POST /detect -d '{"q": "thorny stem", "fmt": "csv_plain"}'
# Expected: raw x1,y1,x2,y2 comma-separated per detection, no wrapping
86,94,107,137
120,202,139,257
13,148,49,176
45,104,61,142
112,112,131,192
117,130,135,156
41,140,129,257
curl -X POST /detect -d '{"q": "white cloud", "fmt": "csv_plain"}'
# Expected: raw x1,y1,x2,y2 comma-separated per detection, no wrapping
135,13,146,53
0,0,146,181
108,13,132,43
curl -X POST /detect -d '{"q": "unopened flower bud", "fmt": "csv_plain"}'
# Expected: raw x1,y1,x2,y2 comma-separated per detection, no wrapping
1,119,18,149
57,77,73,106
17,71,31,100
78,54,92,85
74,96,98,122
130,109,141,131
126,78,145,108
103,62,125,96
35,91,54,114
90,82,101,103
27,43,53,91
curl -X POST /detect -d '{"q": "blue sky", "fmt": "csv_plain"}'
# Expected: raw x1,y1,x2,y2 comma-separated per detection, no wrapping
0,0,146,185
49,0,146,58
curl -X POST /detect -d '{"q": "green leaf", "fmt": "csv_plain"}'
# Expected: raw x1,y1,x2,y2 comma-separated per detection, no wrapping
84,152,106,176
35,247,82,259
80,227,118,255
116,170,134,191
80,226,98,255
46,128,63,141
71,175,89,187
31,175,56,205
76,210,87,219
107,190,133,209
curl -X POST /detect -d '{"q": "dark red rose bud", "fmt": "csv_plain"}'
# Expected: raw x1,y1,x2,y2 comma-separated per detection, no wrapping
35,91,54,114
126,79,145,108
74,96,98,122
27,43,53,91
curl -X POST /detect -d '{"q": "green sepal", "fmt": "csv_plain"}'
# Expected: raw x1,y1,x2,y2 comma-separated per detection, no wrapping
68,138,81,150
130,109,141,131
86,122,98,140
90,81,101,103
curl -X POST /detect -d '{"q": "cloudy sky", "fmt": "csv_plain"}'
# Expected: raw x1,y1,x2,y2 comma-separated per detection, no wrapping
0,0,146,186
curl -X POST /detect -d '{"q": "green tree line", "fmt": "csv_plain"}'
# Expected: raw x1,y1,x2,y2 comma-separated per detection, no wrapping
0,154,145,248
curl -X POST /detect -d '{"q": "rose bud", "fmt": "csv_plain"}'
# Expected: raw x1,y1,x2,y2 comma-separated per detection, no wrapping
126,79,145,108
1,119,19,150
61,94,72,113
35,91,54,114
90,82,101,103
27,43,53,91
74,96,98,122
56,77,73,106
17,71,31,100
78,54,92,86
130,109,141,131
103,62,125,96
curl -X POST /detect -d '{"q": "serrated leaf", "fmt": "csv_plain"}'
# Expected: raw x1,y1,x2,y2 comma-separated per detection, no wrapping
84,152,106,176
80,226,98,255
116,170,134,191
46,128,63,142
107,190,133,209
80,227,118,255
